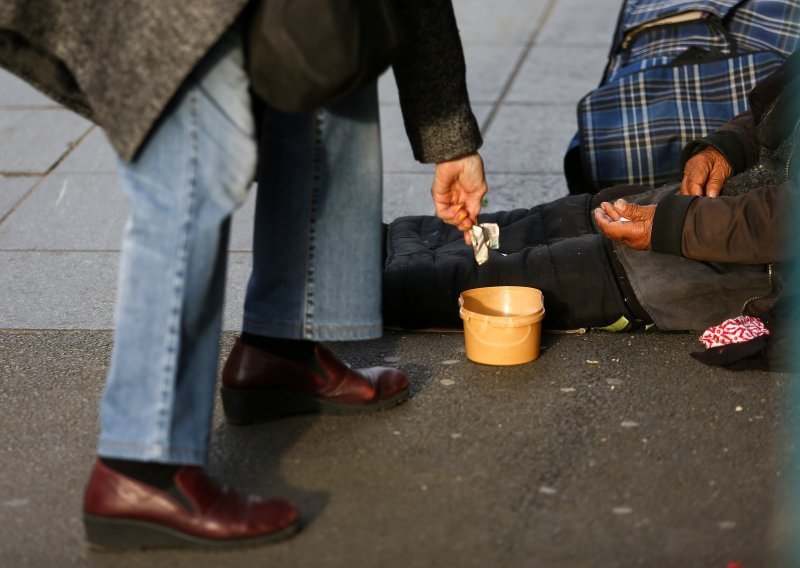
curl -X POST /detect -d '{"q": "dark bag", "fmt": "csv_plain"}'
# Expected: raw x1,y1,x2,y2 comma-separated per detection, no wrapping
247,0,403,113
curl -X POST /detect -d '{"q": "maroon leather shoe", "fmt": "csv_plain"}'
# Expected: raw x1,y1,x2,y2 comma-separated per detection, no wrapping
83,459,299,550
221,338,409,424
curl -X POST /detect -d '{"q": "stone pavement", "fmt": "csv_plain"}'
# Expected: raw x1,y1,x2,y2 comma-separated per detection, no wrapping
0,0,795,566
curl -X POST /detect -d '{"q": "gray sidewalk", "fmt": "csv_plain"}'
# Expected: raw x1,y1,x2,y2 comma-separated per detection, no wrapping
0,0,614,331
0,1,793,566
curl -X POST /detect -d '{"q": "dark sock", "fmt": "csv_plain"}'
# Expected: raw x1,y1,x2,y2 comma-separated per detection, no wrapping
101,458,180,491
101,458,196,511
240,333,326,376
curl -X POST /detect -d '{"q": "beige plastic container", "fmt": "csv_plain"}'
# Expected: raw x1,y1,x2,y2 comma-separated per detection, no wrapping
458,286,545,366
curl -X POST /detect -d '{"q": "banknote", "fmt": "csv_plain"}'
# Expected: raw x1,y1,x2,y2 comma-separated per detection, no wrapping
469,222,500,265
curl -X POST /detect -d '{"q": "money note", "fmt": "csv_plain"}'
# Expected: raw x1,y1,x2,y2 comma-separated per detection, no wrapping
469,223,500,265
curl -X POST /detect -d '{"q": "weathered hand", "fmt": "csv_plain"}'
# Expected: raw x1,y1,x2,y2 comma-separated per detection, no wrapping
594,199,656,250
431,152,489,244
680,147,732,198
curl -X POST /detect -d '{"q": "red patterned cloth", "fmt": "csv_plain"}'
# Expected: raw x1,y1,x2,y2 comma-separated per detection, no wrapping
699,315,771,349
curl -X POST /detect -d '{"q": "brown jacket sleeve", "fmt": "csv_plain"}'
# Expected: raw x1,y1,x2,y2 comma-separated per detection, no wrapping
390,0,483,163
651,182,796,264
679,110,760,174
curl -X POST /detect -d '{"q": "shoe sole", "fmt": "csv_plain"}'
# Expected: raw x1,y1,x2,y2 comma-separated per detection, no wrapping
220,386,410,425
84,514,300,551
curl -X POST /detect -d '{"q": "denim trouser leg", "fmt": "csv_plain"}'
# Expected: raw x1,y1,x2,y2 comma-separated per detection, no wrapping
243,83,384,341
98,29,256,465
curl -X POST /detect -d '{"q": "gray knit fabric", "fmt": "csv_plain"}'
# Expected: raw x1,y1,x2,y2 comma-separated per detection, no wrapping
392,0,483,163
722,122,798,196
0,1,249,161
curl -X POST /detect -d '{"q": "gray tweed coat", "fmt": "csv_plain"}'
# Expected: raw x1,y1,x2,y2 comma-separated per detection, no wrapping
0,0,481,163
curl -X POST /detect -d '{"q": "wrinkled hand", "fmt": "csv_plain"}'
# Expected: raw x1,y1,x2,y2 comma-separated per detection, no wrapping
431,152,489,244
680,147,732,197
594,199,656,250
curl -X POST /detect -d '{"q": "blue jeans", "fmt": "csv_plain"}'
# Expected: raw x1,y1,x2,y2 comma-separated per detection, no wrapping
243,75,383,340
98,28,383,465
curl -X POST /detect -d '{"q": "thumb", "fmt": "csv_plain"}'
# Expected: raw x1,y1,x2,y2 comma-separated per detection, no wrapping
612,199,639,219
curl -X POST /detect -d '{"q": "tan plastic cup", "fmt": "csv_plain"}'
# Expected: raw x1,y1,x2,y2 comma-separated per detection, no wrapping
458,286,545,366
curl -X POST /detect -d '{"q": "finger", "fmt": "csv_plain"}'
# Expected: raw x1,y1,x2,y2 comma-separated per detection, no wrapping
435,200,463,214
456,215,474,232
594,208,617,237
683,180,706,197
612,199,632,216
605,221,643,246
439,209,472,231
594,207,611,223
462,200,482,223
436,203,465,222
597,218,628,242
613,199,644,221
705,174,725,198
601,201,622,221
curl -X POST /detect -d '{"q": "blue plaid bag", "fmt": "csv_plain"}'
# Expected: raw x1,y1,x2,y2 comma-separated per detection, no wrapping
565,0,800,193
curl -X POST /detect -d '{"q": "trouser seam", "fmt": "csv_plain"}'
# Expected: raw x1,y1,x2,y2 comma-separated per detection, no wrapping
303,110,324,337
156,87,200,448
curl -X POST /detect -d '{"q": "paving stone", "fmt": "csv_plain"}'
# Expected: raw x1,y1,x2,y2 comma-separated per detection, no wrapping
482,173,569,209
0,251,119,329
463,44,529,103
506,46,610,103
54,127,118,174
229,184,258,252
380,104,492,173
383,174,438,222
537,0,622,46
453,0,550,43
0,109,91,174
380,44,527,105
382,173,568,223
378,70,400,105
379,105,432,173
0,174,127,251
0,69,56,107
481,104,578,173
224,252,251,331
0,249,250,330
0,177,37,220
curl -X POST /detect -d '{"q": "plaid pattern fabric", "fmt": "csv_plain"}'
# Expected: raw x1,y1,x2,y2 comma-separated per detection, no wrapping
606,19,733,79
728,0,800,56
568,0,798,192
612,0,741,45
577,51,784,189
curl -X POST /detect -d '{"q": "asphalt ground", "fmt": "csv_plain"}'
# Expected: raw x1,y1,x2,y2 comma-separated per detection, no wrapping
1,329,795,567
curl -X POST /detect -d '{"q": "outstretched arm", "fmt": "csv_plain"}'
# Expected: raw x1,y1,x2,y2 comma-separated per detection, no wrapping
390,1,488,243
595,183,795,264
